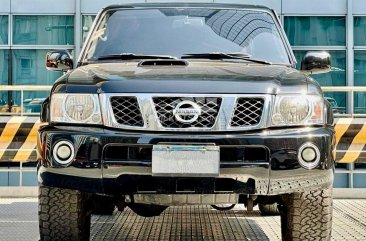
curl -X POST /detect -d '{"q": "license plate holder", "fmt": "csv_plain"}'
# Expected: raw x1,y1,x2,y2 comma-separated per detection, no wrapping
152,145,220,177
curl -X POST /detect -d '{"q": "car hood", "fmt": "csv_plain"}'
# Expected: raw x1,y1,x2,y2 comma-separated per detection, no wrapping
61,61,316,95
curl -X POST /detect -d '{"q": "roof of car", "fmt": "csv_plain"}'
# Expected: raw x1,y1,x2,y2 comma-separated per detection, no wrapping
102,2,272,12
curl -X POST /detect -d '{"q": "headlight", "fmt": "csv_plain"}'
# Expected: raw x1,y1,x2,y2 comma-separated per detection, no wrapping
271,95,324,126
50,94,102,124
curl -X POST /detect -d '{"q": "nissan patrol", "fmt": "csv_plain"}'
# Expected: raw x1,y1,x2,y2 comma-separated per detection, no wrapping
37,3,335,240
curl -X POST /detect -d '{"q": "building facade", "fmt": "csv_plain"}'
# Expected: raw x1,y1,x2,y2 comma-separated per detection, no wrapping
0,0,365,188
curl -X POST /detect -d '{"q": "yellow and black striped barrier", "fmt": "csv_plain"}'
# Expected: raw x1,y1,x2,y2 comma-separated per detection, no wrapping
0,117,365,163
0,116,41,162
334,118,366,163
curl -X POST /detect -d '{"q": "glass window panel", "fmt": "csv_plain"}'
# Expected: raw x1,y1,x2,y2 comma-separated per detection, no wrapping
0,166,20,186
12,49,63,85
0,15,8,45
0,91,9,114
335,163,348,169
284,16,346,46
294,50,346,110
0,50,9,113
354,51,366,113
355,163,366,169
23,162,37,167
23,91,49,114
354,92,366,114
8,171,20,186
10,91,50,114
354,51,366,86
0,50,8,85
325,92,347,114
333,173,348,188
0,172,8,186
354,17,366,46
13,15,74,45
82,15,96,44
0,90,49,115
22,171,37,186
354,174,366,188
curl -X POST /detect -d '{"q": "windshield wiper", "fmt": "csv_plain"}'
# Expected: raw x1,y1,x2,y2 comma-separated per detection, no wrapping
181,52,271,65
96,53,176,61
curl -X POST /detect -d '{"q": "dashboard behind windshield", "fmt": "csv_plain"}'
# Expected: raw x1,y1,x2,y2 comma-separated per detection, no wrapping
84,8,291,64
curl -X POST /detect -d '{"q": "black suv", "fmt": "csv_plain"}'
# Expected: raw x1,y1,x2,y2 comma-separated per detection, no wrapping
37,3,335,241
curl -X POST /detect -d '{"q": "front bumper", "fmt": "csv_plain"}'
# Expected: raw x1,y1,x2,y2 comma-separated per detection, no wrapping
37,125,334,196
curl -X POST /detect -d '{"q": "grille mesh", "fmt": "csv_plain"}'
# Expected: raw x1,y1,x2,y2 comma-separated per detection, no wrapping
153,97,222,128
230,98,264,127
110,97,144,127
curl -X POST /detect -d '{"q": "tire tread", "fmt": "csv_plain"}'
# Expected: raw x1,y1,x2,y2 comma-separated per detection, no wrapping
39,185,91,241
281,188,333,241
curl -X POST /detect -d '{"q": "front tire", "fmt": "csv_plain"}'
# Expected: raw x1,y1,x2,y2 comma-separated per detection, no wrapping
280,187,333,241
39,185,91,241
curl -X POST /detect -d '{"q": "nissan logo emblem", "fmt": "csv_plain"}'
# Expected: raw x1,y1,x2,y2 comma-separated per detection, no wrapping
172,100,202,124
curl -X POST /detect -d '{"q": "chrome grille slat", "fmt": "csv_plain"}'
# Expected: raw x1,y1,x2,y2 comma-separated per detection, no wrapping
110,97,144,127
230,98,264,127
153,97,222,128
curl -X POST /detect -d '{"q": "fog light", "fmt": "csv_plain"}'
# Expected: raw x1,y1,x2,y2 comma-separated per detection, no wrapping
53,141,74,165
57,145,71,159
298,143,320,169
302,147,316,162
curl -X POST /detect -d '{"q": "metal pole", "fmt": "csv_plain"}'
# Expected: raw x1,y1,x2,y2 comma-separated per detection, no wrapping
347,0,354,115
19,161,22,187
349,163,354,188
8,0,12,113
74,0,81,66
352,90,355,117
20,90,23,116
7,49,12,113
347,0,355,187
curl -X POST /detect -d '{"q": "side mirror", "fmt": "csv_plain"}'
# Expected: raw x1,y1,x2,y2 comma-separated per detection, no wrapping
46,50,73,72
301,51,331,75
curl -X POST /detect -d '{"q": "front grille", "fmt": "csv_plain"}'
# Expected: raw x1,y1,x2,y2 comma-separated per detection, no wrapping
105,94,268,131
152,97,222,128
230,98,264,127
110,97,144,127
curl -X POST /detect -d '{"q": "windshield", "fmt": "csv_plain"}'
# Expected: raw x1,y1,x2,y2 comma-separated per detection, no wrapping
84,8,291,64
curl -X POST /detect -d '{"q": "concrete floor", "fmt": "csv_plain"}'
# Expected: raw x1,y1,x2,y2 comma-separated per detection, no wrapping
0,198,365,241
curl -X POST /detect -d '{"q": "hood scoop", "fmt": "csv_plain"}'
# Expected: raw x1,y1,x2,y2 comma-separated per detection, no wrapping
138,59,188,67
